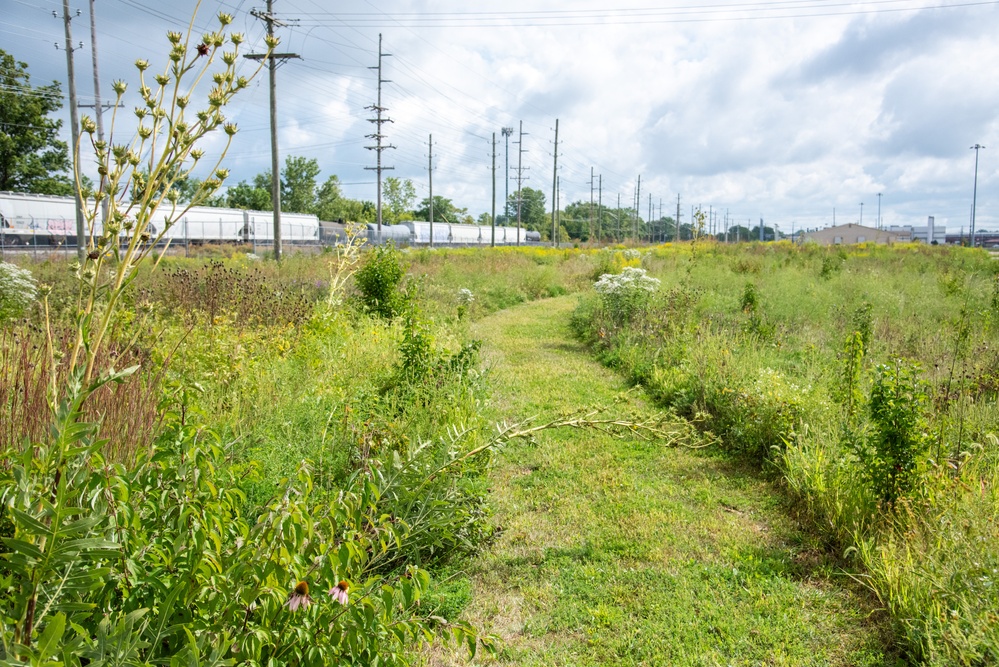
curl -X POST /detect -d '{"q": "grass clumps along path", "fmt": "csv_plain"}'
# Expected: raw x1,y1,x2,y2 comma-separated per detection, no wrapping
431,296,898,666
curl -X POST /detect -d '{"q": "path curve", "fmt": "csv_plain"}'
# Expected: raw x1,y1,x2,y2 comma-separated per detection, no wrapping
435,296,896,666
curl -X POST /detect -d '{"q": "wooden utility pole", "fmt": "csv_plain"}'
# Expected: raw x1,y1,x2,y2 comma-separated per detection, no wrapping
59,0,85,259
247,0,299,261
589,167,595,244
491,132,496,247
598,174,603,244
635,174,641,242
676,194,681,241
550,119,559,247
515,120,528,246
428,134,434,248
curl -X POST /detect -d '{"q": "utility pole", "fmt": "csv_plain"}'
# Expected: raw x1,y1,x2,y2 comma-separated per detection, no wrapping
491,132,496,247
971,144,984,247
365,33,395,236
635,174,641,242
658,198,663,242
247,0,299,262
82,0,113,227
675,194,681,242
501,127,514,224
556,175,561,246
877,192,882,230
58,0,85,260
648,193,653,243
515,120,528,246
428,134,434,248
589,167,595,244
598,174,603,244
550,119,559,247
859,202,864,226
616,193,621,242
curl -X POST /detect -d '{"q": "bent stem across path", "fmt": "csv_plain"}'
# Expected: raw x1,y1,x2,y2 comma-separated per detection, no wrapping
433,296,898,666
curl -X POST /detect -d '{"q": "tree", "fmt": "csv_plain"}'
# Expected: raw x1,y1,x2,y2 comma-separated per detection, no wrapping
281,155,321,213
313,174,375,223
226,175,272,210
0,49,73,195
505,187,546,230
383,177,416,223
414,196,465,223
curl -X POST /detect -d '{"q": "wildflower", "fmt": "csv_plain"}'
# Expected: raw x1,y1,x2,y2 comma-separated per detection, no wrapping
197,43,210,57
286,581,312,612
329,580,350,605
0,262,39,323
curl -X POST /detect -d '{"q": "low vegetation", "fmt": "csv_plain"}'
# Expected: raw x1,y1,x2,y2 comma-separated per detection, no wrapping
573,241,999,666
3,181,997,667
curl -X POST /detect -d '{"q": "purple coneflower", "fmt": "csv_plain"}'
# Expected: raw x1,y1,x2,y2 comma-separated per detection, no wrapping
330,580,350,605
286,581,312,612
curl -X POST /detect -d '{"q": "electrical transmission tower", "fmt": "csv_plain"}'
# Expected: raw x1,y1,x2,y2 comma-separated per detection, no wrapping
365,33,395,235
247,0,299,262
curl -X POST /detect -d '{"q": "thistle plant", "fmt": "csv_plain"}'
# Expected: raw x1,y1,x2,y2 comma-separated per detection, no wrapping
325,221,368,306
69,3,273,385
0,5,271,657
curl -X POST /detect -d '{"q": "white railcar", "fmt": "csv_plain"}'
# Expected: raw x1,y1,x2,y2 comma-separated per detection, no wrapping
0,191,79,245
448,223,482,245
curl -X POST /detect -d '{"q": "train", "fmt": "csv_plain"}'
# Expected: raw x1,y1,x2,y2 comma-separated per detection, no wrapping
0,191,541,248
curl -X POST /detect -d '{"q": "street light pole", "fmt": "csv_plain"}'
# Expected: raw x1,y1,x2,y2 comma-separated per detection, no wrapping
877,192,882,230
860,202,864,226
971,144,985,247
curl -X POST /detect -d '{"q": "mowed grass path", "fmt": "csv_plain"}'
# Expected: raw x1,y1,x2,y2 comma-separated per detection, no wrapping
434,296,899,666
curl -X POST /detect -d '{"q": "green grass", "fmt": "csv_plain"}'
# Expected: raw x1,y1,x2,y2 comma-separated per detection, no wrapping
430,296,897,666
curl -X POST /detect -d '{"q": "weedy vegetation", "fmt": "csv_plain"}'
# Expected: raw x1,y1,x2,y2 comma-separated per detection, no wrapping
574,240,999,666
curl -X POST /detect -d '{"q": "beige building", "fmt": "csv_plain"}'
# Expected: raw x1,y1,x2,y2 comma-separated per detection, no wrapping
802,223,909,246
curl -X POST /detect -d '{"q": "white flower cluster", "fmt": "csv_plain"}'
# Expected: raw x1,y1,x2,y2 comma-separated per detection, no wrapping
0,261,38,322
593,267,660,296
622,249,642,260
457,288,475,305
593,267,660,324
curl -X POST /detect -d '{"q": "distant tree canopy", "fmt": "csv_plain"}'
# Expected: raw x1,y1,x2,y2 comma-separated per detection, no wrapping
505,187,546,230
383,177,416,223
414,195,472,224
0,49,73,195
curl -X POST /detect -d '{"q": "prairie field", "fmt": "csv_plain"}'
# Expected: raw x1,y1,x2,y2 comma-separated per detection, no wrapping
1,241,996,665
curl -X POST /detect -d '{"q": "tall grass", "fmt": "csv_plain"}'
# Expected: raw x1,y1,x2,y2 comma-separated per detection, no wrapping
575,241,999,665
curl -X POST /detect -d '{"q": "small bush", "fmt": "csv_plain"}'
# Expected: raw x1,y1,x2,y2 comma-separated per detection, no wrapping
355,243,406,318
854,359,931,505
593,267,660,326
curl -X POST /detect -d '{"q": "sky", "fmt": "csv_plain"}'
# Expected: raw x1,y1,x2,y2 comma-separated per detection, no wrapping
3,0,998,234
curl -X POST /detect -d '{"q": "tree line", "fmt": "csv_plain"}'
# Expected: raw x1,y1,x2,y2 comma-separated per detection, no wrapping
2,46,779,244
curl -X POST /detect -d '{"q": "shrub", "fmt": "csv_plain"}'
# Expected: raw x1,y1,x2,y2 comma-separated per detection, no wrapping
854,359,931,505
740,281,759,313
355,243,406,318
593,267,660,326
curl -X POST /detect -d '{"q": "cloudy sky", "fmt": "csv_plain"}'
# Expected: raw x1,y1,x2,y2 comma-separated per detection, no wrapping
4,0,998,233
